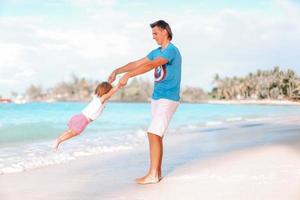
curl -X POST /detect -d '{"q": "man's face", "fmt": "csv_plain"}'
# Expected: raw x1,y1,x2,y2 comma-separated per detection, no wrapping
152,26,166,45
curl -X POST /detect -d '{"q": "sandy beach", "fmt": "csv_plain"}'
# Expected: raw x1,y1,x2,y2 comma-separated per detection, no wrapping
1,117,300,200
207,99,300,106
2,1,300,200
118,145,300,200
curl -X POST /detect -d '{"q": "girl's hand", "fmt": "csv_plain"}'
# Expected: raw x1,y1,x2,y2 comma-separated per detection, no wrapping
108,70,117,83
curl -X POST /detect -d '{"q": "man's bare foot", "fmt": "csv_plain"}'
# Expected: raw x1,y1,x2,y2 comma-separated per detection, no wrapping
158,171,162,180
135,174,160,185
53,139,60,151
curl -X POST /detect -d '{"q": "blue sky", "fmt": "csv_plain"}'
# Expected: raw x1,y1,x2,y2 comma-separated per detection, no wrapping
0,0,283,18
1,0,300,97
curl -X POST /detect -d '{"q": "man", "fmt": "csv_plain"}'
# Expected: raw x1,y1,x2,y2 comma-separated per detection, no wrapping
108,20,181,184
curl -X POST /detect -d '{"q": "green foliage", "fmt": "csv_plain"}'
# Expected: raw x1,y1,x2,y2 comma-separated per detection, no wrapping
211,67,300,100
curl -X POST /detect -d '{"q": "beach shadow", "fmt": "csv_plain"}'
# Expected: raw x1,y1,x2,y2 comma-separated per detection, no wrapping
162,122,300,178
271,126,300,133
200,127,229,133
238,123,265,128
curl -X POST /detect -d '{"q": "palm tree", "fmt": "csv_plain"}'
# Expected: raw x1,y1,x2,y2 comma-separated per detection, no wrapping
210,66,300,101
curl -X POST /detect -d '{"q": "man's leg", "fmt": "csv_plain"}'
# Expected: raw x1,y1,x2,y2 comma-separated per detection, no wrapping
135,132,163,184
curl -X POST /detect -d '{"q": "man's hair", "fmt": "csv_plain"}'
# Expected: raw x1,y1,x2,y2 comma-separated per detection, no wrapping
150,20,173,40
95,82,112,97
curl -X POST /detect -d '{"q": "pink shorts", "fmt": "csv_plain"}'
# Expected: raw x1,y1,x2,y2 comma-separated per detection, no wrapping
68,114,89,134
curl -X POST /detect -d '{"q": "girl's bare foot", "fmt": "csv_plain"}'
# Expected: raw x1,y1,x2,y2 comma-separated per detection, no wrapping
135,174,160,185
53,139,60,151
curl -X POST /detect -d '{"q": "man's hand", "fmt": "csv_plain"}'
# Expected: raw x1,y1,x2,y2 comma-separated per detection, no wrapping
119,73,130,88
108,70,117,83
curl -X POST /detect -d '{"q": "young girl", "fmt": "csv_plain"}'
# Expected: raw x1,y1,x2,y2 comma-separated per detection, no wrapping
53,81,120,151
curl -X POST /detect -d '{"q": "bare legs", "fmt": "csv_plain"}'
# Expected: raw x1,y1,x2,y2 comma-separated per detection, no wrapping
53,130,78,151
136,132,163,184
54,131,164,184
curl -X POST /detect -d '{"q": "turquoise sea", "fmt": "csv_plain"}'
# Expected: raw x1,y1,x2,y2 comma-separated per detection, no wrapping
1,102,300,174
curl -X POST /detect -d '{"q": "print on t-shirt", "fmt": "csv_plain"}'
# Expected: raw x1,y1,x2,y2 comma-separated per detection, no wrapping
154,65,166,82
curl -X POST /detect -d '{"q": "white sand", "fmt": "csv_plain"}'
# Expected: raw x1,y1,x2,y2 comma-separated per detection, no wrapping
2,145,300,200
207,99,300,105
119,145,300,200
1,120,300,200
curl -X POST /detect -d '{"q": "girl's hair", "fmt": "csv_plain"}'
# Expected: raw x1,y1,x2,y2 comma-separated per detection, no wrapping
150,20,173,40
95,82,112,97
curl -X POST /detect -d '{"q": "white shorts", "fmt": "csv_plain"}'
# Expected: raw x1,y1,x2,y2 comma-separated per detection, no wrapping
147,98,179,137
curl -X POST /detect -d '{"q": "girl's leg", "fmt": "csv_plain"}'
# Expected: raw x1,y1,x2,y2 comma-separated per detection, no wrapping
53,129,78,150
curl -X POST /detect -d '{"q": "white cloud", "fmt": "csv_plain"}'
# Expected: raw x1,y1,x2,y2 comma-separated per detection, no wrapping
70,0,118,7
0,0,300,96
0,12,153,96
0,42,37,95
169,1,300,89
0,43,24,67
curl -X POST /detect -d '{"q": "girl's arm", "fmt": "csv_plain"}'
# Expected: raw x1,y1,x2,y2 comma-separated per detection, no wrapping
100,84,121,103
118,57,168,87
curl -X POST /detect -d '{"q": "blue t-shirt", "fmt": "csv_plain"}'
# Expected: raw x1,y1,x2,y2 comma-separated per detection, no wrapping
147,43,182,101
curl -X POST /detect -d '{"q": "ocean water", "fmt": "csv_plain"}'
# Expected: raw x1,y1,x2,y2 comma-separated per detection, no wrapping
1,102,300,174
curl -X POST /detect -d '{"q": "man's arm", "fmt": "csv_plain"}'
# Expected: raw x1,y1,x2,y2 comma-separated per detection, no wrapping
115,57,151,74
119,57,168,87
108,57,151,83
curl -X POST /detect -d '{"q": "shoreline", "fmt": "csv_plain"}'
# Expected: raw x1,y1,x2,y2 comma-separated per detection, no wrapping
2,99,300,106
207,99,300,105
1,118,300,199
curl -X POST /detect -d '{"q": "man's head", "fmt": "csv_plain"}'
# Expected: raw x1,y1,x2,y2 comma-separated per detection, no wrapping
95,82,113,97
150,20,173,45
